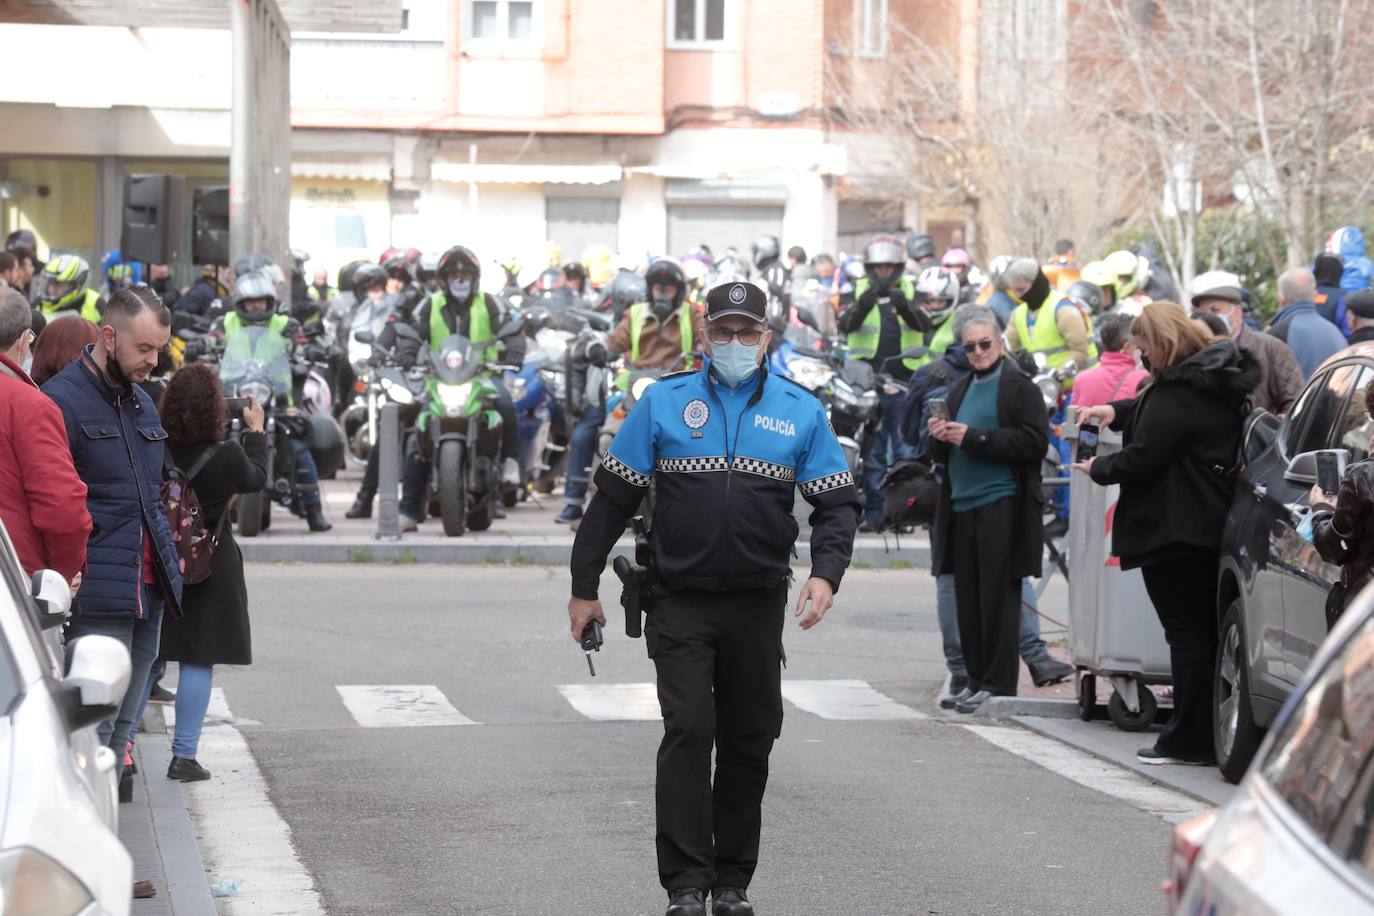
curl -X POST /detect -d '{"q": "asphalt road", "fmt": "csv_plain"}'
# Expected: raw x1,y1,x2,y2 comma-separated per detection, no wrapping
191,564,1179,916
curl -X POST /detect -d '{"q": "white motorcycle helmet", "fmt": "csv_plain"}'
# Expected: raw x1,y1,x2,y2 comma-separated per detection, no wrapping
915,266,960,322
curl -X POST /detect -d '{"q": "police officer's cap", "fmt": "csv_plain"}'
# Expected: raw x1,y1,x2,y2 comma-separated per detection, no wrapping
1347,289,1374,320
705,281,767,324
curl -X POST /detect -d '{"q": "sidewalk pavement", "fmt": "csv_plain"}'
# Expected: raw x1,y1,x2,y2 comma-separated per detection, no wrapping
122,708,217,916
236,467,933,566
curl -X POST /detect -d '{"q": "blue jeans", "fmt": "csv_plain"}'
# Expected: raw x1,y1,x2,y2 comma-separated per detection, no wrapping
1049,406,1070,520
863,387,917,523
936,574,1049,675
290,437,322,509
64,583,165,779
172,664,214,759
562,405,606,507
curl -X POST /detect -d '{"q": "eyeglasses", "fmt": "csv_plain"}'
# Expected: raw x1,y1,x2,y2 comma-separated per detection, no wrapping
962,338,997,354
706,327,765,346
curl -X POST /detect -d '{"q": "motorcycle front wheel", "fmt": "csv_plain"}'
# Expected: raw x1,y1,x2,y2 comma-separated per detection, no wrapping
438,439,467,537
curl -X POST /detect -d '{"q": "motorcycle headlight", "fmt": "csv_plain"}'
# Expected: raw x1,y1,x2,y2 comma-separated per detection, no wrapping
239,380,273,405
788,358,833,392
380,377,415,405
438,382,472,417
630,376,657,401
0,847,93,915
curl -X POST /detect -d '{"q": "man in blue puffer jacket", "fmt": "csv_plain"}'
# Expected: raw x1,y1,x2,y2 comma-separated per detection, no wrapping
43,285,182,781
1327,225,1374,295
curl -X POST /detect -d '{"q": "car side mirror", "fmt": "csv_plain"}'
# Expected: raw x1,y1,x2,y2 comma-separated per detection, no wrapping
60,635,131,732
353,330,376,345
29,569,70,631
1284,450,1318,484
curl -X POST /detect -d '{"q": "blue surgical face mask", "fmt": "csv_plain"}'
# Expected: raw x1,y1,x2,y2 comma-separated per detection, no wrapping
711,340,761,387
449,278,472,300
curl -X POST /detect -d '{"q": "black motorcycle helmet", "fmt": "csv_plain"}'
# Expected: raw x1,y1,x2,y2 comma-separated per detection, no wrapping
437,245,481,284
644,258,686,318
350,263,387,300
906,234,936,262
5,228,38,261
337,259,365,293
561,260,587,288
383,256,413,285
607,270,647,322
1063,280,1104,314
233,253,271,278
751,234,780,268
232,270,278,325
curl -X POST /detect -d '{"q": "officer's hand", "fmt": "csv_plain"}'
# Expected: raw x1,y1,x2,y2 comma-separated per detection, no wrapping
794,577,834,631
568,596,607,642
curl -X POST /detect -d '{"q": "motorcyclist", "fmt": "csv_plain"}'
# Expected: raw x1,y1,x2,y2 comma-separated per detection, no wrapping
562,261,592,306
1104,249,1151,314
942,247,979,305
836,235,936,531
751,234,791,312
219,270,332,532
417,253,441,295
600,268,647,325
309,267,336,306
407,245,525,530
904,233,938,278
176,264,233,317
1080,261,1122,314
36,255,104,321
384,254,426,321
556,259,702,525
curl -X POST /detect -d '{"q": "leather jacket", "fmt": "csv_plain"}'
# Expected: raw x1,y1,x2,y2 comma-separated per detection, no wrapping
1314,458,1374,605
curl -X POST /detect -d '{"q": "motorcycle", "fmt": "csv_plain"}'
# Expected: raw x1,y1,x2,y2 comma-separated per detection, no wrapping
423,327,523,537
509,321,577,502
347,324,428,472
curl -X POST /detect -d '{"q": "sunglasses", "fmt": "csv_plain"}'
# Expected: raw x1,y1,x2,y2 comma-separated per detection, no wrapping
962,338,997,353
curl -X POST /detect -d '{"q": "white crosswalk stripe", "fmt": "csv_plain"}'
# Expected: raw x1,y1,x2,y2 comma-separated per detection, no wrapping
780,679,926,720
557,683,662,721
336,685,480,728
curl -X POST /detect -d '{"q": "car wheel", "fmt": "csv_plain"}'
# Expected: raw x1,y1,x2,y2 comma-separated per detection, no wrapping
1214,599,1265,784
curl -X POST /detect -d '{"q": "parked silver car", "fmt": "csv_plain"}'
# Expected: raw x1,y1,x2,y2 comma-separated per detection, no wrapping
1168,579,1374,914
1216,344,1374,782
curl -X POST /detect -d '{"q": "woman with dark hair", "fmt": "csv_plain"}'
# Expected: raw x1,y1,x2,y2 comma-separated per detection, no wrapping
1075,301,1261,767
29,315,98,385
156,363,267,781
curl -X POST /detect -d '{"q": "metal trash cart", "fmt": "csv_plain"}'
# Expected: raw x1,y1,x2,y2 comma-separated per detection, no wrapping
1062,416,1173,731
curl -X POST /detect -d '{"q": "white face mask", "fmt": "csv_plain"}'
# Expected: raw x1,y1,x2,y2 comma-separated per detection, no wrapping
449,278,473,300
711,340,761,387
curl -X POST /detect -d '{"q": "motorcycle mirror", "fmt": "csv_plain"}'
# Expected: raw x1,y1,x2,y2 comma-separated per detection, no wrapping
392,323,422,342
497,318,524,338
353,330,376,344
898,344,928,360
794,306,820,330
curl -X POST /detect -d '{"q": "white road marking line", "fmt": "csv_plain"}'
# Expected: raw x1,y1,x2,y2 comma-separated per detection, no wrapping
962,724,1210,825
178,695,325,914
780,679,927,720
558,683,663,721
336,685,479,728
162,686,260,728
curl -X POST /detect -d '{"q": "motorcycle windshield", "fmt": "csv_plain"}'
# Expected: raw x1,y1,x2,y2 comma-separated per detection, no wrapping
221,325,292,400
431,334,480,385
529,328,571,367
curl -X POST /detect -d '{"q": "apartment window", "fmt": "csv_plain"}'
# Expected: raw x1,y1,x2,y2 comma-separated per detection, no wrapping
857,0,888,57
671,0,728,47
466,0,536,42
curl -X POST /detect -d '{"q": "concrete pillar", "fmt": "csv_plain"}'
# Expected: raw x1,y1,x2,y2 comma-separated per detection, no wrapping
619,173,666,256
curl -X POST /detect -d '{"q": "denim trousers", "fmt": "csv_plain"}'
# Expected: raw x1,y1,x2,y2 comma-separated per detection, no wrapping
862,387,917,522
171,664,214,759
290,437,323,509
936,573,1050,675
562,405,607,507
64,584,165,779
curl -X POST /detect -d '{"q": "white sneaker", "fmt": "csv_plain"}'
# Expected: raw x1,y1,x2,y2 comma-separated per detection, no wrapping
398,514,419,532
501,457,521,486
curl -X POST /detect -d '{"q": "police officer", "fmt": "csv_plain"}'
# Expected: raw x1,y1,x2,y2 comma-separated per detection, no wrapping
557,259,702,525
568,281,860,916
219,270,332,532
408,244,524,528
37,255,104,322
837,234,934,530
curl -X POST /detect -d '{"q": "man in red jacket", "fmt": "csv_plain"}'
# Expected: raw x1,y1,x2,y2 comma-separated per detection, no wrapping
0,288,91,579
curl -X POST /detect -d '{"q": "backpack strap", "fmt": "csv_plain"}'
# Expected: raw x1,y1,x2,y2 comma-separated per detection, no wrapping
180,442,224,482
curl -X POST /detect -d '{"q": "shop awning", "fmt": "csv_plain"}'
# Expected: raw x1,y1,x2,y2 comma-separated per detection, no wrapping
291,158,392,181
430,162,622,185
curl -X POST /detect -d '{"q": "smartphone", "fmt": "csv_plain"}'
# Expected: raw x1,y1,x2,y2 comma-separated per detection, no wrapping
930,398,949,421
1315,449,1349,497
225,397,251,413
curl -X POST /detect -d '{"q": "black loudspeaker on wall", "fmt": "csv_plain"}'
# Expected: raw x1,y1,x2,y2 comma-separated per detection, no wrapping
192,185,230,266
121,174,186,265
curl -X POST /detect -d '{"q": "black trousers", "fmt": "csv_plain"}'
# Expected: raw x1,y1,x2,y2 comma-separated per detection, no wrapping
1140,551,1220,759
646,585,786,893
951,497,1022,696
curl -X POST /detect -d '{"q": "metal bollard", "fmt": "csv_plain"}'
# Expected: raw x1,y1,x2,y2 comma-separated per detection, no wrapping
375,401,402,541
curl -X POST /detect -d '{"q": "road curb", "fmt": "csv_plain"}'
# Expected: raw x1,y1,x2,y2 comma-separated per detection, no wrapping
975,696,1080,719
239,537,931,568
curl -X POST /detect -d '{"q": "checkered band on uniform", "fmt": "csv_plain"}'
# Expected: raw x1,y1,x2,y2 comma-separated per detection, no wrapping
603,454,651,487
799,470,853,497
732,456,797,482
656,455,730,474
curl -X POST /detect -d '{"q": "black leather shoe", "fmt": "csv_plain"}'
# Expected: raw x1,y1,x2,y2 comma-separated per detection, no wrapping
949,673,971,694
305,506,333,532
119,768,133,803
666,887,707,916
167,756,211,782
344,495,374,519
1028,657,1074,687
712,886,754,915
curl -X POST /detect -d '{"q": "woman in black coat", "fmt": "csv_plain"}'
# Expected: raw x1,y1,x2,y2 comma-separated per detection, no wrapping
928,305,1050,713
157,363,268,781
1076,302,1261,767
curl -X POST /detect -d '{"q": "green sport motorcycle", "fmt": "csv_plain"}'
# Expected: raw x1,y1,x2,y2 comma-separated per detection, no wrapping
422,331,521,536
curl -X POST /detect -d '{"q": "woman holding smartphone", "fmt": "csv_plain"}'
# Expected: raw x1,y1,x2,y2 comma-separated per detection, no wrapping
1074,302,1260,767
1312,382,1374,618
156,363,268,781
